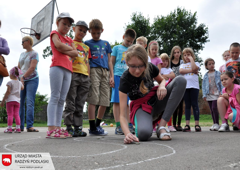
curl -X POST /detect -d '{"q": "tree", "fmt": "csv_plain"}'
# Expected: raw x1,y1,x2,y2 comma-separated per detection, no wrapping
125,12,151,44
126,8,209,66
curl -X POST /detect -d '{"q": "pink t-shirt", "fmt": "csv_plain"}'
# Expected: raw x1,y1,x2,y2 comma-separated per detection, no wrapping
150,57,162,66
50,30,73,72
219,64,225,73
222,84,240,119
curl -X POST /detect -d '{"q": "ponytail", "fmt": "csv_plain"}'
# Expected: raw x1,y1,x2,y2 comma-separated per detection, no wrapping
139,80,148,94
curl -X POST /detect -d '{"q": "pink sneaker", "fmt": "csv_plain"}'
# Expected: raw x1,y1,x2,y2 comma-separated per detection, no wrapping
168,126,177,132
14,128,21,133
4,128,12,133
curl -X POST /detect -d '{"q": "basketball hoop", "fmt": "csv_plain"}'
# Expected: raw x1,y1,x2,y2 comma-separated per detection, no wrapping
20,27,41,40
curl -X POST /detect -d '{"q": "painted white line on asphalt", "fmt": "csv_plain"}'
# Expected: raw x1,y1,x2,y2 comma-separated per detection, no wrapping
3,136,41,152
51,139,127,158
94,142,176,170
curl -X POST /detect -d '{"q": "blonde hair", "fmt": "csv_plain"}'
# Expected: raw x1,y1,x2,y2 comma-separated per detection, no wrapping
204,58,215,70
182,47,196,63
160,53,170,68
170,46,182,62
126,44,151,94
22,36,33,46
147,41,159,58
136,36,148,45
222,50,229,58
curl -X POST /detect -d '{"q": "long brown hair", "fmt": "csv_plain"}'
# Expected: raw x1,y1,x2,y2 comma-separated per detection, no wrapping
126,44,151,94
170,46,182,62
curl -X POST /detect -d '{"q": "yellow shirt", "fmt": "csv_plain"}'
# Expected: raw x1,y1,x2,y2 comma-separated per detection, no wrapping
72,40,91,75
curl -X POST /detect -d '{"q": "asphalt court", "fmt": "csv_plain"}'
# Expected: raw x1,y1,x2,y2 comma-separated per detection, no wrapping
0,127,239,170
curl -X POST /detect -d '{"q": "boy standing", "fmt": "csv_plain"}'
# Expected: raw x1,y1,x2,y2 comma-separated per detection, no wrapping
136,36,151,62
63,20,91,137
85,19,114,135
224,42,240,131
111,29,136,135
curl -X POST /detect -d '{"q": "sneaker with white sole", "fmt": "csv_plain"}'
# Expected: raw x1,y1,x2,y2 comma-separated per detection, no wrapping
218,123,230,132
210,124,215,131
213,124,220,131
168,126,177,132
89,126,108,136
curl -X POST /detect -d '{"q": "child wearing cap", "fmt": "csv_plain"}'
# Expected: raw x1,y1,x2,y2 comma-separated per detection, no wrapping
62,20,91,137
47,12,78,139
85,19,114,136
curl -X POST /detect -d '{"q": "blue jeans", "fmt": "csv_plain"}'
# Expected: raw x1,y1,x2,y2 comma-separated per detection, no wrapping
184,88,199,121
19,77,39,129
0,75,3,86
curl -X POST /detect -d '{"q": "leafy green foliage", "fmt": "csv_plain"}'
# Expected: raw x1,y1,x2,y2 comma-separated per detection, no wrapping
125,12,151,44
34,92,48,115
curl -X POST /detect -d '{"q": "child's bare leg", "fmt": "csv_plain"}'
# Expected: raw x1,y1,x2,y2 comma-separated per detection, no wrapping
97,106,107,119
113,103,120,122
88,104,96,120
48,126,55,131
186,120,190,125
217,97,229,124
228,113,233,123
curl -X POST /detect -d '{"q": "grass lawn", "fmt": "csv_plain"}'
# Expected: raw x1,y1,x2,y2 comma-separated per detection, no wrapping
0,114,232,128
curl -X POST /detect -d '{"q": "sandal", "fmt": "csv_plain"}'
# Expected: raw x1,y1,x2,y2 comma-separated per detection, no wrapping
156,126,171,140
46,129,66,139
60,128,72,138
27,128,39,132
195,125,201,132
176,125,183,131
182,125,191,132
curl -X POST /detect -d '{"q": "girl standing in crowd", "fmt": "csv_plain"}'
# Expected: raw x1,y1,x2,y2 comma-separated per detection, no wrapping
160,53,176,132
147,41,162,72
0,20,10,86
0,67,24,133
218,71,240,132
179,48,201,132
202,58,223,131
18,36,39,132
47,12,78,139
170,46,184,131
119,44,186,143
219,50,231,73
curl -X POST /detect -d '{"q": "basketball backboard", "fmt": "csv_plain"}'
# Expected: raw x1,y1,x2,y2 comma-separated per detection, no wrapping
31,0,55,47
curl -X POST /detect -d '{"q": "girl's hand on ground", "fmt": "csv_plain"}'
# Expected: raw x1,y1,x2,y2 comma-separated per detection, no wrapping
124,133,139,144
157,86,167,100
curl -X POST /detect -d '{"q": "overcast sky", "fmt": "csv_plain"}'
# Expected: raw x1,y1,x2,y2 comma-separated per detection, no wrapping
0,0,240,100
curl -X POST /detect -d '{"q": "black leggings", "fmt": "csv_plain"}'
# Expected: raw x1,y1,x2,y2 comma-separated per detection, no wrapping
172,99,183,126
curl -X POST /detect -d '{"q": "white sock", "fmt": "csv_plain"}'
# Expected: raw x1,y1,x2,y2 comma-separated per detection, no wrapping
8,125,12,129
16,125,20,129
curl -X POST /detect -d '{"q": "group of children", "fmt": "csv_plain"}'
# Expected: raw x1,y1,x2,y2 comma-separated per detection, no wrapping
1,11,240,141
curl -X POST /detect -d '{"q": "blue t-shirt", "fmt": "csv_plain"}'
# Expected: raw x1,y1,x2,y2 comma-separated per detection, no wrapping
111,45,128,76
85,39,112,69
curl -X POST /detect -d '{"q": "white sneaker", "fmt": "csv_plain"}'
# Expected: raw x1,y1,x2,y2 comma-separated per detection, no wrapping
213,124,220,131
209,124,214,131
218,123,230,132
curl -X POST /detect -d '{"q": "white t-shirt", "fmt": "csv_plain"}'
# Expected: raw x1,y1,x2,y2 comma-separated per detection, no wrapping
148,56,151,63
6,80,23,103
180,62,200,89
161,68,173,83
